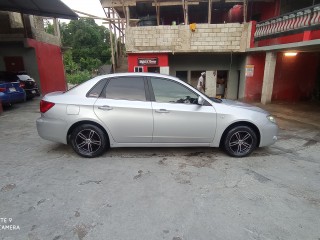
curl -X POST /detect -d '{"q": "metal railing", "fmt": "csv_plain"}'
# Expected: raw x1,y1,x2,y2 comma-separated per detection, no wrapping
254,4,320,40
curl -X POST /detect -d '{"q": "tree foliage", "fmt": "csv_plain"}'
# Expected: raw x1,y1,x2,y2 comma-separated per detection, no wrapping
60,19,112,73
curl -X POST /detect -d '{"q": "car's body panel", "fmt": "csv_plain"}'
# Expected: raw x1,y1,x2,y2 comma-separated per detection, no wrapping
152,102,216,143
17,74,40,98
94,98,154,143
0,81,26,105
36,72,278,156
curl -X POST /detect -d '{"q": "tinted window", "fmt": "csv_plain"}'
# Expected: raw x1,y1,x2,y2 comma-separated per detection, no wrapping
0,71,19,82
104,77,146,101
151,78,198,104
87,79,107,98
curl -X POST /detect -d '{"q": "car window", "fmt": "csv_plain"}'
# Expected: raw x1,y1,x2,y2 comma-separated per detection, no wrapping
87,79,107,98
104,77,146,101
151,77,198,104
17,75,31,81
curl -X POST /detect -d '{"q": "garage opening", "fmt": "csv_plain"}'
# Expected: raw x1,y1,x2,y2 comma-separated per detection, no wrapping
216,70,228,98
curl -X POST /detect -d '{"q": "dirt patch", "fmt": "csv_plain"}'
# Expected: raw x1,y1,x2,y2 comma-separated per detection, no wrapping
79,180,102,185
183,157,216,168
73,224,93,240
1,183,16,192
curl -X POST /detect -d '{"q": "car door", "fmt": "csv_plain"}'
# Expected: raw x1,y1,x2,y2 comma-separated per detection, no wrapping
150,77,216,143
94,76,153,143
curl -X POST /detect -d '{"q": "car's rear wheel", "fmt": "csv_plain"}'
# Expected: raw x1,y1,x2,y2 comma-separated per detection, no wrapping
70,124,107,158
223,126,258,157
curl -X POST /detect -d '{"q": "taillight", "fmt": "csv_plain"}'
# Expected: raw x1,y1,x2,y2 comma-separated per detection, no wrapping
40,100,55,113
0,87,6,92
19,82,25,88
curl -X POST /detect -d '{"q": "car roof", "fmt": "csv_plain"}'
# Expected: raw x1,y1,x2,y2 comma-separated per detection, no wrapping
99,72,179,80
65,73,184,96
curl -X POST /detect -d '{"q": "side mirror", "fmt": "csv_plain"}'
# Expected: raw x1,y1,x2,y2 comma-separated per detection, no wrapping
198,96,205,105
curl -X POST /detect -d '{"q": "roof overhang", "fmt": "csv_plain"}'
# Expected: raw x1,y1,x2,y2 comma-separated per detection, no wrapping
247,39,320,53
0,0,78,19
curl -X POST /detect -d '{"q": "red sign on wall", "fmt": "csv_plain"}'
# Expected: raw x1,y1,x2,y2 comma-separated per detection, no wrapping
138,58,158,66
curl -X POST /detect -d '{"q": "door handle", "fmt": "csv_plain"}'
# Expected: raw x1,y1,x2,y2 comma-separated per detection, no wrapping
98,105,113,111
155,109,169,113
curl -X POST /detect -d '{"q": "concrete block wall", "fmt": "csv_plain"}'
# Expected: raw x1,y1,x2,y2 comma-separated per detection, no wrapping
0,13,60,46
30,16,61,46
126,23,250,53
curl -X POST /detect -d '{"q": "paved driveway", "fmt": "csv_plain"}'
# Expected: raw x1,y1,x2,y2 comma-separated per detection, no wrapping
0,99,320,240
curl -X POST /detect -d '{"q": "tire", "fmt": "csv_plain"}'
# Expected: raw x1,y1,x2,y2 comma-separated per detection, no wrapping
70,124,107,158
223,126,258,158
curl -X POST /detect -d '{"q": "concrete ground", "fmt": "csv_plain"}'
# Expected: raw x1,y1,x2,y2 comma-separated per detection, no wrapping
0,99,319,240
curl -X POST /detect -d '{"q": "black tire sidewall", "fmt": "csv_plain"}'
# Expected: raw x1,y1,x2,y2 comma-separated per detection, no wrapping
223,126,258,158
70,124,107,158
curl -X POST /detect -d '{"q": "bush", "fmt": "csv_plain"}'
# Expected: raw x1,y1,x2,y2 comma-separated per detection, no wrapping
66,71,92,85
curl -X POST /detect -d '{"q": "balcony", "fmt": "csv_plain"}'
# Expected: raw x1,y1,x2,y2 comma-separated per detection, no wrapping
254,4,320,41
126,23,251,53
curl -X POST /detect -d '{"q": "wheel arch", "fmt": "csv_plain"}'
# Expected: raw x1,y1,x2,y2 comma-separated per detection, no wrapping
67,120,110,147
219,121,261,148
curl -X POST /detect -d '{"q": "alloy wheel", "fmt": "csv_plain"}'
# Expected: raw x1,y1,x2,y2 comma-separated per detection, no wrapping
75,129,102,154
228,131,253,155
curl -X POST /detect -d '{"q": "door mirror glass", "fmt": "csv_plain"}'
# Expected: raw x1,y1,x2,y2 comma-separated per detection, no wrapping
198,96,205,105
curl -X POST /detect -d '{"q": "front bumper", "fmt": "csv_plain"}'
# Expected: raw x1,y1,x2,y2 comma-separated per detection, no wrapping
36,117,68,144
259,122,279,147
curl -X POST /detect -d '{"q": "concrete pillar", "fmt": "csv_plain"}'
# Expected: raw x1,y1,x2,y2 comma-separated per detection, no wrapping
187,70,191,85
53,18,60,38
205,70,217,97
126,7,130,26
226,70,239,100
261,52,277,104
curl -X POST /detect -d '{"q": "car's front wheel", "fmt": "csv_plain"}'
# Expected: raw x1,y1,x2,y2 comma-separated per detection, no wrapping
70,124,107,158
223,126,258,157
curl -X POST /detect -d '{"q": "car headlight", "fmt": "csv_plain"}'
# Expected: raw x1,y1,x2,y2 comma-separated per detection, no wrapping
267,115,276,124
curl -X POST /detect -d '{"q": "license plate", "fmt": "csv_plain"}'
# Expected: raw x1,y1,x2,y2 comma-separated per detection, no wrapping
32,90,36,94
9,87,16,92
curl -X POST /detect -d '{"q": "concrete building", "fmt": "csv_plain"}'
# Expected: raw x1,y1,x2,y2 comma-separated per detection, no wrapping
0,0,77,95
100,0,320,103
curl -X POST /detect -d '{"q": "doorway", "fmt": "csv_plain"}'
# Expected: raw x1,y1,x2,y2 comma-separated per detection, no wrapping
176,71,188,82
216,70,228,98
4,56,25,72
148,67,160,73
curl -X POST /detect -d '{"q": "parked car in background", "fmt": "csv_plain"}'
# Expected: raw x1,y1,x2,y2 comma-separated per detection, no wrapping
0,72,26,106
0,71,40,100
37,73,278,158
17,72,40,99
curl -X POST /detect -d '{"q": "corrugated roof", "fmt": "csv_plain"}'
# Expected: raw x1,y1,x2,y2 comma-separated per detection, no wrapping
0,0,78,19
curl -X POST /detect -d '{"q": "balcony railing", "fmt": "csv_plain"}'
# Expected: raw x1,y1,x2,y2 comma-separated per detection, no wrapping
254,4,320,40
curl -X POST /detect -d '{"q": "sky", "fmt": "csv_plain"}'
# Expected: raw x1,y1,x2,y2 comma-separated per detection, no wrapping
61,0,107,25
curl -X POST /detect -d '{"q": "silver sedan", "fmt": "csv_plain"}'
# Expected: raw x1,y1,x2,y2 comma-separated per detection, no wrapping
36,73,278,158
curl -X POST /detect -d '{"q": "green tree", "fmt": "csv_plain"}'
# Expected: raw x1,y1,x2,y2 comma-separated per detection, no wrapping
63,50,79,74
44,20,55,34
60,19,112,70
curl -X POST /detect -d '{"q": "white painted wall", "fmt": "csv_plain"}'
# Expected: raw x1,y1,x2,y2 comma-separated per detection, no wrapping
160,66,169,75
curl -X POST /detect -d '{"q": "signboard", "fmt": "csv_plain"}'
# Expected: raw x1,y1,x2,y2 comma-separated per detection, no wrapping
245,65,254,77
138,58,158,66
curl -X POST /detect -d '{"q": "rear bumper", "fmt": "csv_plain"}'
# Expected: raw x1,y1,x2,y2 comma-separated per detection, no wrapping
0,91,26,105
24,88,38,98
36,117,68,144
